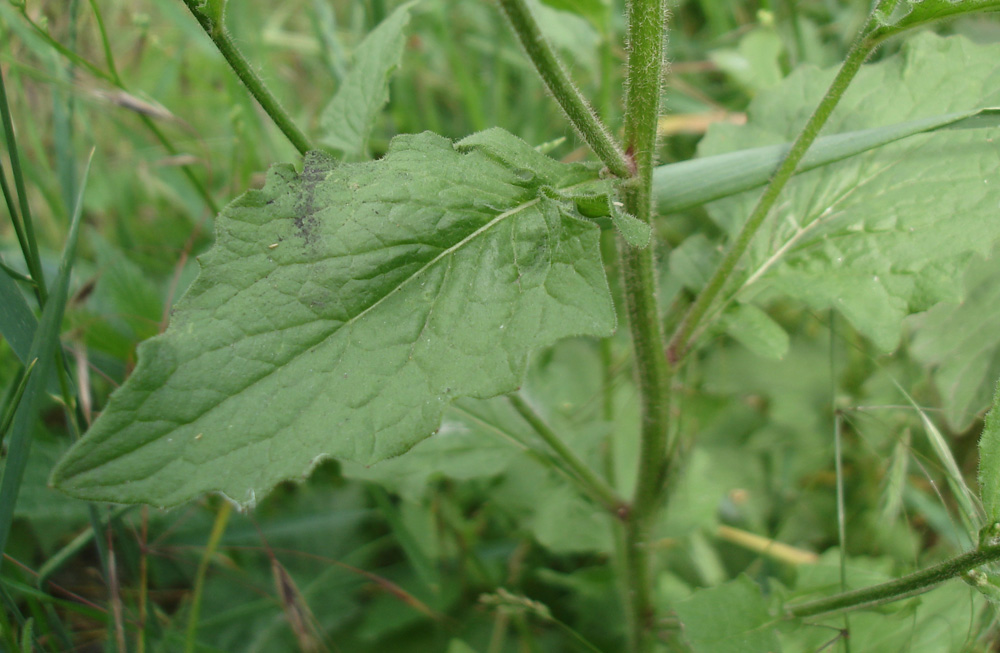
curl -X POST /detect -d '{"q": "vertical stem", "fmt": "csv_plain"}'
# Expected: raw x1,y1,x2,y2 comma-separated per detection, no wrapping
619,1,670,650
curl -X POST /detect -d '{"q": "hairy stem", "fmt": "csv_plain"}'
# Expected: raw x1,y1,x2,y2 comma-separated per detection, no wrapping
496,0,632,178
619,0,670,650
665,3,891,363
787,541,1000,618
508,394,627,514
180,0,313,156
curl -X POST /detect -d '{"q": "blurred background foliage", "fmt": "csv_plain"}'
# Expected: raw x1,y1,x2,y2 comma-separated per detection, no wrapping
2,0,1000,651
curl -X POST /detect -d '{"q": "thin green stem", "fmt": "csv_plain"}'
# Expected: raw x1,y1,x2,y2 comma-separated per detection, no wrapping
665,4,889,364
183,501,232,653
0,65,47,304
618,1,670,651
508,394,626,514
180,0,314,156
787,542,1000,619
88,0,122,85
496,0,631,178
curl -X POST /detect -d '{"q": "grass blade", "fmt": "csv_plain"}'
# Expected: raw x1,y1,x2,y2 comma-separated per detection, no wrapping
0,268,38,366
0,151,92,573
0,359,37,446
0,62,46,302
652,108,1000,215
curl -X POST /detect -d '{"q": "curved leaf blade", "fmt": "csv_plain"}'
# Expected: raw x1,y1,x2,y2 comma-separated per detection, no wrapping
653,107,1000,216
51,130,615,508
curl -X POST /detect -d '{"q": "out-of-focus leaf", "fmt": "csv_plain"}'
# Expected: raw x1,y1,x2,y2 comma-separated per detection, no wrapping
709,27,784,94
910,254,1000,431
538,0,607,30
695,34,1000,351
721,303,789,360
319,1,416,156
675,575,779,653
872,0,1000,41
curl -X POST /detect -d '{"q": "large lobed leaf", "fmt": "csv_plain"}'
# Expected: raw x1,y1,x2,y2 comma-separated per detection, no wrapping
697,33,1000,352
51,129,615,508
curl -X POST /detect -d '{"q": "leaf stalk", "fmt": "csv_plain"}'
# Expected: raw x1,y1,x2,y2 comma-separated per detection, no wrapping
508,394,627,515
180,0,314,156
787,540,1000,618
496,0,632,178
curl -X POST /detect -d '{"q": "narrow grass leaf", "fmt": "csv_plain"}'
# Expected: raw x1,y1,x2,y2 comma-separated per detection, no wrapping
0,359,36,445
319,1,416,157
894,380,982,539
370,485,440,593
652,106,1000,216
879,429,910,528
183,501,232,653
873,0,1000,41
0,267,37,365
0,153,90,571
51,129,615,508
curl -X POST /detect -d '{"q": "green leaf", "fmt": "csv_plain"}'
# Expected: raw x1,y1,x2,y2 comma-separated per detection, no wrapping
669,234,719,292
339,397,522,502
538,0,608,29
721,303,789,360
696,33,1000,351
652,106,1000,217
709,27,784,94
979,377,1000,524
0,267,36,365
872,0,1000,41
318,1,416,156
0,154,90,568
675,575,780,653
909,254,1000,431
531,483,613,554
51,129,616,508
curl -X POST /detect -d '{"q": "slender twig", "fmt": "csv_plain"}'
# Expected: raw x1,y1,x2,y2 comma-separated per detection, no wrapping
508,394,626,514
180,0,313,155
496,0,631,178
665,1,892,364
